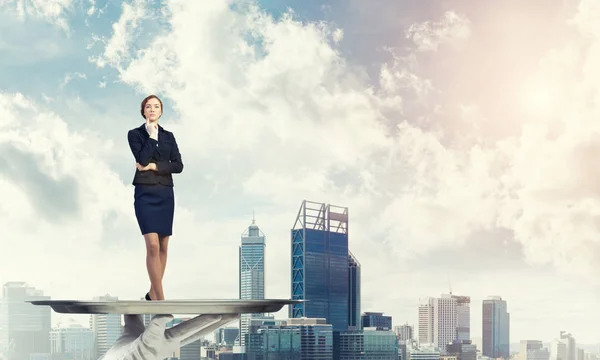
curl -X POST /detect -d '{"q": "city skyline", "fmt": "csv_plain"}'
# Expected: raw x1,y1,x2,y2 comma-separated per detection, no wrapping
0,0,598,347
0,205,596,346
0,203,595,346
0,278,595,358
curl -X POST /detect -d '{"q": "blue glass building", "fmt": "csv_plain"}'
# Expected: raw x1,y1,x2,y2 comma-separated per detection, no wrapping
361,312,392,331
246,318,333,360
290,200,349,332
482,296,510,359
335,329,399,360
348,252,361,330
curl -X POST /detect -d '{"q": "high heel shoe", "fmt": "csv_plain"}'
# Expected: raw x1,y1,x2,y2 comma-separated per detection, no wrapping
145,292,152,301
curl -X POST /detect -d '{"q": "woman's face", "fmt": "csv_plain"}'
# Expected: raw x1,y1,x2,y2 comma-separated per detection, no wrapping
144,97,162,121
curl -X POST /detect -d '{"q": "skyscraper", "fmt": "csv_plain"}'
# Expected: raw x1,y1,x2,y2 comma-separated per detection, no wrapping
395,324,414,341
552,339,567,360
246,318,333,359
482,296,510,359
0,282,51,360
348,251,361,330
520,340,550,360
50,323,94,359
290,200,349,332
559,332,576,360
361,312,392,331
418,293,470,351
89,294,122,359
238,216,266,347
453,295,470,341
418,298,434,345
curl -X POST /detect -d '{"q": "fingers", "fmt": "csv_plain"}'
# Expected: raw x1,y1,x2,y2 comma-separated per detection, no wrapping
179,314,238,347
141,314,174,344
165,314,224,343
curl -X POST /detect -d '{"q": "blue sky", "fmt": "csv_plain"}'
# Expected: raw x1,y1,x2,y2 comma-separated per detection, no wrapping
0,0,599,346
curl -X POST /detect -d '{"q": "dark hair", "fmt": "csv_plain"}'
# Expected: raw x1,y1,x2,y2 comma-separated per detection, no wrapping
140,95,163,119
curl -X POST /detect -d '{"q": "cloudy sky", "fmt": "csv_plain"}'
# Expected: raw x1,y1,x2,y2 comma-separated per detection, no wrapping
1,0,600,346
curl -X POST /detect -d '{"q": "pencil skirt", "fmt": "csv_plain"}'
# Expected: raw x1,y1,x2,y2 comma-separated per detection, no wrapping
134,184,175,236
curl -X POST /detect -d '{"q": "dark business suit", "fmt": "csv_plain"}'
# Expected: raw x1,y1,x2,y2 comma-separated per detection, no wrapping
128,123,184,236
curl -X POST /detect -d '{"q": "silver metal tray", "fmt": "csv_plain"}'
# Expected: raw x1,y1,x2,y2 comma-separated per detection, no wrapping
28,299,303,314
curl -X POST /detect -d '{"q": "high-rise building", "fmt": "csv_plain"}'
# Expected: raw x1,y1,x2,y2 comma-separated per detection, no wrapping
336,328,399,359
246,318,333,359
215,327,239,348
482,296,510,359
348,251,361,331
453,295,470,341
447,339,477,360
418,299,434,345
0,282,51,360
50,322,94,359
395,324,414,341
418,294,463,351
410,345,441,360
361,312,392,331
560,332,576,360
238,216,266,347
290,200,349,332
89,294,122,359
552,339,567,360
520,340,550,360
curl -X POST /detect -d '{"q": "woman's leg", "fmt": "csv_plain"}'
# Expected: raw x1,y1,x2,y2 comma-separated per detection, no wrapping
159,235,170,279
144,233,164,300
148,235,170,298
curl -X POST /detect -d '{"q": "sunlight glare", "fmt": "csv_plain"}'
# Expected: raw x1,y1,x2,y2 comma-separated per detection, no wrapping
521,81,557,117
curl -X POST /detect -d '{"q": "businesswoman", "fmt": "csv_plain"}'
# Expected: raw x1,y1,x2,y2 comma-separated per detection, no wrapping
127,94,184,301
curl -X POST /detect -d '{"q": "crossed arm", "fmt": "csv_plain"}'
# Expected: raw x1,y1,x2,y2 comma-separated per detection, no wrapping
127,130,184,175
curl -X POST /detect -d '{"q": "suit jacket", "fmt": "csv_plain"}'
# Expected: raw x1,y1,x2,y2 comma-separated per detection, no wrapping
127,123,184,186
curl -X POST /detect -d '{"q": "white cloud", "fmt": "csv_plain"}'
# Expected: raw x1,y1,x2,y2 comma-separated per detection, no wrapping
83,0,600,292
0,92,136,291
571,0,600,38
406,10,471,52
1,0,74,31
59,72,87,88
86,0,95,16
379,50,433,98
91,0,149,70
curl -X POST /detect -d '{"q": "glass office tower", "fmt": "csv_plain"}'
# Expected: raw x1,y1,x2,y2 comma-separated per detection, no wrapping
482,296,510,359
239,217,266,346
290,200,349,332
348,252,361,330
336,329,399,359
246,318,333,360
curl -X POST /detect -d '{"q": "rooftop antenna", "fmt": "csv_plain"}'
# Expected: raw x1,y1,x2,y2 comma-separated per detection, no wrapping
252,208,256,224
447,272,452,295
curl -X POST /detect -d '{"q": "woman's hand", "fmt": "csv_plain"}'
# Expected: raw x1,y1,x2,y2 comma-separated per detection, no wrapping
146,118,158,139
136,162,157,171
